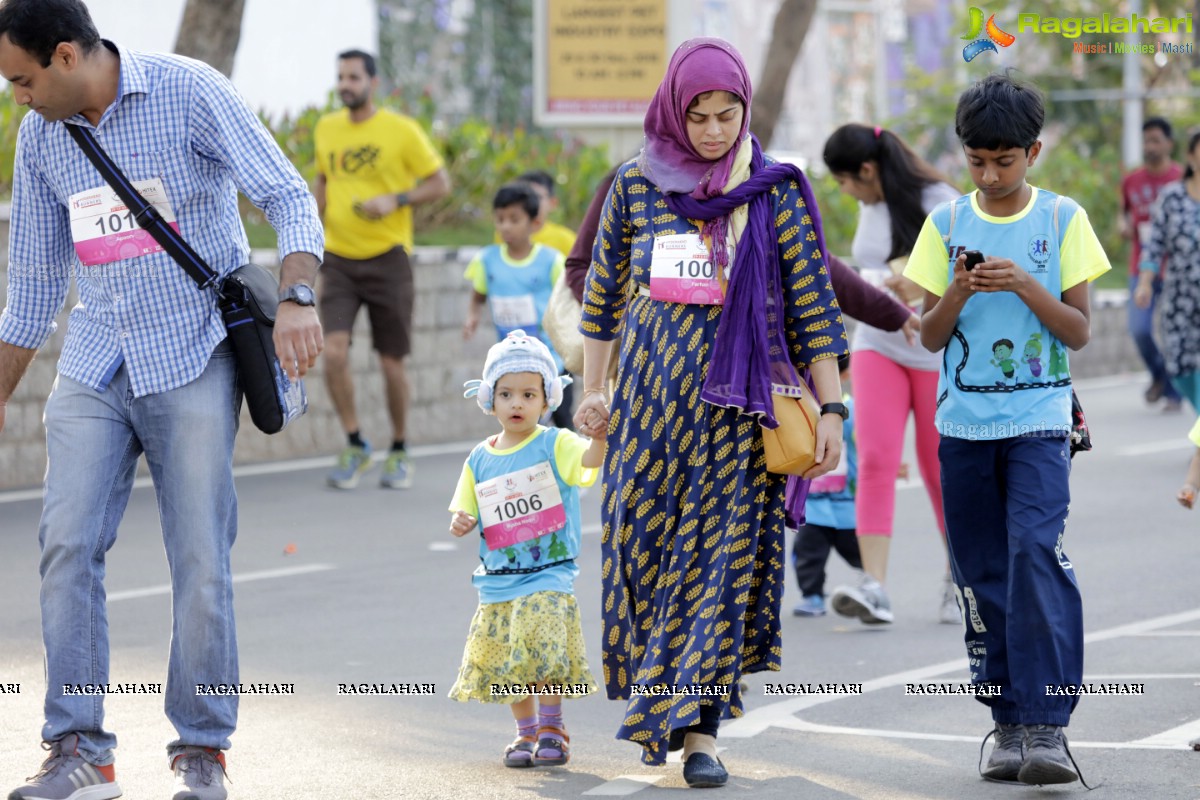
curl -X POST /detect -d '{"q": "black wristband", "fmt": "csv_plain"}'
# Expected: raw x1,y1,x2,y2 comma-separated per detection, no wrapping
395,192,410,208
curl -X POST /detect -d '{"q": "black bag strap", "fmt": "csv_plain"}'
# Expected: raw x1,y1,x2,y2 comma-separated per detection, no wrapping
65,123,220,291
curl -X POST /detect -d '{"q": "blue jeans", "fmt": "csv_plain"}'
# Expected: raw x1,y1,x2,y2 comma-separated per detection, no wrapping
38,343,241,764
1128,274,1181,400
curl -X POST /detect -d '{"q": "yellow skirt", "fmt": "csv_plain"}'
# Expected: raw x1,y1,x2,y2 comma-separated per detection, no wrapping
449,591,597,703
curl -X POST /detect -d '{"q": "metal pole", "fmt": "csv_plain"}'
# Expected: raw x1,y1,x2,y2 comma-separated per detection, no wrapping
1122,0,1144,168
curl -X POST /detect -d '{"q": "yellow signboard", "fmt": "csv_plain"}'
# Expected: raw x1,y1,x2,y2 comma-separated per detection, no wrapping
544,0,668,115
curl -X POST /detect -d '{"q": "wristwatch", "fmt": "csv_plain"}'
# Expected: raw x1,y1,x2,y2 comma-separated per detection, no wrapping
279,283,316,307
820,402,849,420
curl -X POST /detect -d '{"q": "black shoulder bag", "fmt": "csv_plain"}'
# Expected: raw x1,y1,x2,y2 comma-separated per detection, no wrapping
66,124,306,434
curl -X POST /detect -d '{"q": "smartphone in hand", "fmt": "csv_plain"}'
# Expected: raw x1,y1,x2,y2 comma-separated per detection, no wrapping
963,250,985,271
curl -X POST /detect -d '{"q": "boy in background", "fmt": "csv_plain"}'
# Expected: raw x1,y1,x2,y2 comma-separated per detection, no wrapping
465,183,573,427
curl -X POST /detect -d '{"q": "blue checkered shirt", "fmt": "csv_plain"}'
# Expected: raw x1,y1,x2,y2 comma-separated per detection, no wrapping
0,41,323,397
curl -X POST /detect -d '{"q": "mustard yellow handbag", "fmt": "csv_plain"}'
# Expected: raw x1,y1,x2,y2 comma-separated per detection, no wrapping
762,381,821,475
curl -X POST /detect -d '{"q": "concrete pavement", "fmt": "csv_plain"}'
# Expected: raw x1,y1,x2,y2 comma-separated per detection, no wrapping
1,373,1198,799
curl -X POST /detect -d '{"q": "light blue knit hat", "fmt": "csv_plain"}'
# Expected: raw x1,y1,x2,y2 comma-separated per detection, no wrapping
464,330,571,412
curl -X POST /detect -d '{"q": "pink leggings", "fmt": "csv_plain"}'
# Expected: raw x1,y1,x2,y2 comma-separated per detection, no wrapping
851,349,946,537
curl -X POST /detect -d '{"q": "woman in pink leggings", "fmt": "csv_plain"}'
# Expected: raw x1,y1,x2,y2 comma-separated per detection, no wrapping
822,124,959,625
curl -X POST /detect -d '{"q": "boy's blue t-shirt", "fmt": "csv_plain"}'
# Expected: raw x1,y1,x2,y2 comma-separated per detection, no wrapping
805,396,856,530
904,187,1110,440
449,426,597,604
464,243,566,372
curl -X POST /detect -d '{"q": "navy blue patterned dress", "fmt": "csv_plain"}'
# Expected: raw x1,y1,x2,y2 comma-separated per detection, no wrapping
580,160,847,764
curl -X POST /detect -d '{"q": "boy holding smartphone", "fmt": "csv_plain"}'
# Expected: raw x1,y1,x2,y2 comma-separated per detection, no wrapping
903,73,1110,786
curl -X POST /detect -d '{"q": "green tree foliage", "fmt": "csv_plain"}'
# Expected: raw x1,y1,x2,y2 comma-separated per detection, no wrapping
854,0,1200,286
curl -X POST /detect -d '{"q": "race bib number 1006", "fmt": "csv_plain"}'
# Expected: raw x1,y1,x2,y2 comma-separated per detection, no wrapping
475,461,566,551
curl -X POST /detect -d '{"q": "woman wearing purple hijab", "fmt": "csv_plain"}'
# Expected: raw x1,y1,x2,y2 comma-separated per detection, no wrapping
573,38,848,785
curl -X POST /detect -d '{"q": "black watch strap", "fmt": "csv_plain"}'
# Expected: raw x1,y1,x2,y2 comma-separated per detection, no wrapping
820,402,849,420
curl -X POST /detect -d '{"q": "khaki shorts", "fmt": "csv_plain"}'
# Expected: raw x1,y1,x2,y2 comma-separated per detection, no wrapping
319,246,414,358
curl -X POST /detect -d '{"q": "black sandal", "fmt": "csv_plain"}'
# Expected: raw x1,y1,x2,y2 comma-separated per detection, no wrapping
503,735,536,768
533,725,570,766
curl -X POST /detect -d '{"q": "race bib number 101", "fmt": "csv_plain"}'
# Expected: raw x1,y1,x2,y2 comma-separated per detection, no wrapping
69,178,179,266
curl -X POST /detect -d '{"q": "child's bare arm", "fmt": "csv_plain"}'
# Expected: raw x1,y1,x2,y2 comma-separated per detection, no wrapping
450,510,477,536
1177,448,1200,509
462,291,487,339
581,433,606,470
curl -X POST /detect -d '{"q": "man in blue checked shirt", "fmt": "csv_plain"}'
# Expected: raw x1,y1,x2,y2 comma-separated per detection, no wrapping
0,1,323,799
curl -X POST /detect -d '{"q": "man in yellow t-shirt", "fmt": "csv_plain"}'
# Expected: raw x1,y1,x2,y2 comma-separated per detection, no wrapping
315,49,451,490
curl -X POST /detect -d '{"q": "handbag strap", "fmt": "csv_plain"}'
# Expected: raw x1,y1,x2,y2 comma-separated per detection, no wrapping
65,123,220,291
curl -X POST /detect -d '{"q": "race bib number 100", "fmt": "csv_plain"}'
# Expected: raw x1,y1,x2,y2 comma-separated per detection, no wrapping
649,233,725,305
69,178,179,266
475,461,566,550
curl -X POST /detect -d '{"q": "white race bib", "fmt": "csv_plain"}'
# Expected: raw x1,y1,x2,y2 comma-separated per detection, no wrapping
69,178,179,266
475,461,566,551
649,233,724,305
490,294,538,329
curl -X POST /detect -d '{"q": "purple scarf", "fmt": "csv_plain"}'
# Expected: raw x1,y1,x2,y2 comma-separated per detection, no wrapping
666,136,830,428
639,38,751,200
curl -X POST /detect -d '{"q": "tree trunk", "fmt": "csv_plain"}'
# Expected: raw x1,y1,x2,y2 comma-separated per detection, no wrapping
173,0,247,78
751,0,818,149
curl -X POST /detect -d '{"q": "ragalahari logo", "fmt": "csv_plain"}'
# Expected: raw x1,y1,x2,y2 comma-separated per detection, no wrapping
962,7,1016,61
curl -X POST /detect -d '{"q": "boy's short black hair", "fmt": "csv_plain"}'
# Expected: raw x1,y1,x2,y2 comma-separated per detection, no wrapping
0,0,101,67
517,170,556,198
337,48,376,78
955,72,1044,153
493,183,540,219
1143,116,1173,139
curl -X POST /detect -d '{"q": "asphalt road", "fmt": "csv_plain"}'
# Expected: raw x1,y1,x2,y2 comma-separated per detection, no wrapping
1,373,1198,800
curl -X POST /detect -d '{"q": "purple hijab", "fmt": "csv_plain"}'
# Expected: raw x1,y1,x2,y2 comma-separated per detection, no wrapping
638,37,831,428
639,37,751,200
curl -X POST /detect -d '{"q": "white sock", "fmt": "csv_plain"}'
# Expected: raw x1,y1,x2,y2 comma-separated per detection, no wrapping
682,732,717,760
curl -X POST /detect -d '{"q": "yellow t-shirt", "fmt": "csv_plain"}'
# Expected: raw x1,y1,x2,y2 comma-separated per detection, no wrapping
315,108,444,259
494,221,577,257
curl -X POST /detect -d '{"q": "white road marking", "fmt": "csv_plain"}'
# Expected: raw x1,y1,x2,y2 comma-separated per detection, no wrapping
581,776,664,796
107,563,335,602
1128,631,1200,637
767,716,1190,750
724,606,1200,746
1132,718,1200,747
428,542,458,551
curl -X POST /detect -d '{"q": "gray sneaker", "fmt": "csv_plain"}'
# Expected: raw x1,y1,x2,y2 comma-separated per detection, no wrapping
326,443,372,489
9,734,122,800
170,748,227,800
379,450,414,489
830,576,894,624
939,577,961,624
979,723,1024,782
1018,724,1079,785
